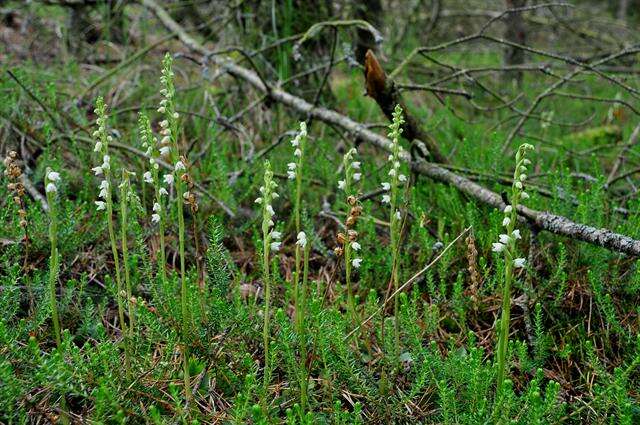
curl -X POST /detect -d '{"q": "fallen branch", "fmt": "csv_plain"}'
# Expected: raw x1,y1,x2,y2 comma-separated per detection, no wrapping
143,0,640,257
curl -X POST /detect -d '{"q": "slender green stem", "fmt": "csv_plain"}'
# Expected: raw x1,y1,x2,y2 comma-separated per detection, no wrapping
293,246,301,332
493,143,534,414
120,172,135,338
161,52,191,404
93,96,129,376
259,161,277,407
47,190,61,348
176,178,191,402
262,231,271,395
106,187,130,375
390,198,400,362
299,242,310,410
496,257,513,398
155,183,167,285
386,105,404,363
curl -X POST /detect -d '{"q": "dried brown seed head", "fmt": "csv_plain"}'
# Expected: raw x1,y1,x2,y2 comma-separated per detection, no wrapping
347,195,357,206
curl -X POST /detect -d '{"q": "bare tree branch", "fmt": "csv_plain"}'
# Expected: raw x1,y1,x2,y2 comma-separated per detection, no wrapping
143,0,640,257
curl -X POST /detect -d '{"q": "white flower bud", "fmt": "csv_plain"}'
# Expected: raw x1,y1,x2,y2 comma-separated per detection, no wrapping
270,241,281,252
296,231,307,248
492,242,505,252
513,258,526,268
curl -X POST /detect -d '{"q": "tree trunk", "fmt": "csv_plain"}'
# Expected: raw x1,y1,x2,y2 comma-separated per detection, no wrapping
353,0,382,65
503,0,527,85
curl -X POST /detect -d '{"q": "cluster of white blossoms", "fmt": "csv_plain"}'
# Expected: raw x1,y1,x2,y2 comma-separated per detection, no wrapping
287,122,307,180
158,53,179,153
491,143,534,269
296,231,307,248
255,162,281,252
152,202,161,223
351,238,362,268
91,155,111,177
45,170,60,194
337,148,360,191
92,97,114,213
381,105,407,222
138,114,172,225
334,148,364,271
157,119,173,160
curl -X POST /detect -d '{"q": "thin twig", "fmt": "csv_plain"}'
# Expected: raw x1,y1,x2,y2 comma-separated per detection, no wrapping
345,226,471,340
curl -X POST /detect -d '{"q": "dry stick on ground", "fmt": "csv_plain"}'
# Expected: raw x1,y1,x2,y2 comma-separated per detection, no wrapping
143,0,640,257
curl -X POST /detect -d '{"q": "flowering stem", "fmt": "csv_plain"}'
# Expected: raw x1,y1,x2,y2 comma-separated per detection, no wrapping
259,161,277,400
344,241,355,321
495,253,513,398
154,177,167,286
289,122,306,333
93,97,130,376
338,148,359,325
262,223,271,392
492,143,534,409
45,174,61,349
294,246,301,332
178,184,191,403
383,104,406,363
106,184,130,375
119,171,135,339
160,52,191,403
140,113,168,289
299,241,311,410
